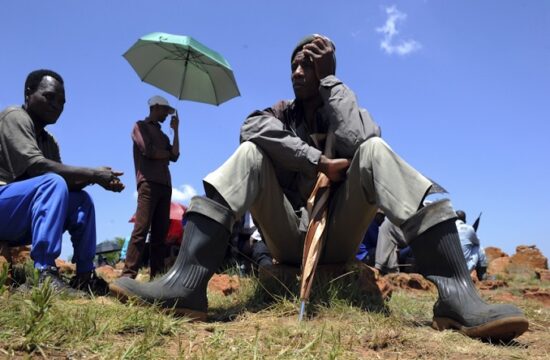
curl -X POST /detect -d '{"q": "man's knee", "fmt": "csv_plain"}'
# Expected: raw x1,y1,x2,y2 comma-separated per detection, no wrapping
37,173,69,201
70,190,95,211
358,136,390,156
219,141,267,174
80,190,94,207
237,141,265,161
40,173,67,189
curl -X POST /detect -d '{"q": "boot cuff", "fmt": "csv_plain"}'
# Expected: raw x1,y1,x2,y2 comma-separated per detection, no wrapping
188,196,234,231
400,199,457,242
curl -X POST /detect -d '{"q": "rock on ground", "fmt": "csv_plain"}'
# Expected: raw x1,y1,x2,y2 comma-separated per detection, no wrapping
208,274,241,295
508,245,548,275
484,246,508,262
384,273,435,292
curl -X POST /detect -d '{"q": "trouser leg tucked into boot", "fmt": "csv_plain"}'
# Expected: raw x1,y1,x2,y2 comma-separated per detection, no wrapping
401,199,528,341
109,196,234,321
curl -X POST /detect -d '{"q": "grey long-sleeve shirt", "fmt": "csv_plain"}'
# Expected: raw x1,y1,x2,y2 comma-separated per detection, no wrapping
240,75,381,211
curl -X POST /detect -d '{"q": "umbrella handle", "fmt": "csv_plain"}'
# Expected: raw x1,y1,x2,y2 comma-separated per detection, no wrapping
298,300,306,321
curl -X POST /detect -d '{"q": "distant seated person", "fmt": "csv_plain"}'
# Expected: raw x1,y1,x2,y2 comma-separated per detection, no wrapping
119,236,131,262
224,211,251,273
374,219,415,274
0,69,125,294
456,210,487,280
226,211,273,275
356,209,385,266
249,227,273,271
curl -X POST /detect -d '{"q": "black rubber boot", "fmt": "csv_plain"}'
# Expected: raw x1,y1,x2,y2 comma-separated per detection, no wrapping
109,196,234,320
402,200,528,342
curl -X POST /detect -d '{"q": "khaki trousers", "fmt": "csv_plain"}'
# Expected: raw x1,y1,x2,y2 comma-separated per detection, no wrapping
374,220,408,273
204,137,432,265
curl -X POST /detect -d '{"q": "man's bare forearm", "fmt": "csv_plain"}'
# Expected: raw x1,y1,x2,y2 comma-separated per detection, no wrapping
26,158,96,187
26,158,125,192
170,130,180,160
169,113,180,161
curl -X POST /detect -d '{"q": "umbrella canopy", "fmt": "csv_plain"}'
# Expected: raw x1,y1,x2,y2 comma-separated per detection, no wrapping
96,240,123,255
124,32,240,105
168,202,186,221
128,202,187,223
129,202,187,245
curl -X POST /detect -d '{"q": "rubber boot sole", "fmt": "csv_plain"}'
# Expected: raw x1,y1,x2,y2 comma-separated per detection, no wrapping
432,315,529,342
108,283,207,322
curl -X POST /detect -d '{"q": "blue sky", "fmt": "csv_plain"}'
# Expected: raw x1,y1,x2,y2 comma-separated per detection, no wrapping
2,1,549,260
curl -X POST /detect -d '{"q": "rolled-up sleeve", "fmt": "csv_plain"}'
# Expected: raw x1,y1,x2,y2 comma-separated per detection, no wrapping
0,109,47,180
319,75,381,158
132,122,170,160
240,110,321,177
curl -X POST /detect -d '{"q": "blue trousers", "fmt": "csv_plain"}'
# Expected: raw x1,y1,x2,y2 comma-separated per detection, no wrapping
0,173,96,273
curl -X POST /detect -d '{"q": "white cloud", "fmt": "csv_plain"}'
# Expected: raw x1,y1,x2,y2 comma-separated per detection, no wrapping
132,183,198,204
376,5,421,56
171,184,197,204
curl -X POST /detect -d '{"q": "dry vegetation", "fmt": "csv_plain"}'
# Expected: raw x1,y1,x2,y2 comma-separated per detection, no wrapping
0,264,548,359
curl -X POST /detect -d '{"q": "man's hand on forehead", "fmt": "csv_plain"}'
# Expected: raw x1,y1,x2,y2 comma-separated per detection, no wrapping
303,37,331,54
313,35,333,49
302,36,335,80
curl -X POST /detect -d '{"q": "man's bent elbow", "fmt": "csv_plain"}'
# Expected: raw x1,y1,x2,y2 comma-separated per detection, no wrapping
26,159,60,178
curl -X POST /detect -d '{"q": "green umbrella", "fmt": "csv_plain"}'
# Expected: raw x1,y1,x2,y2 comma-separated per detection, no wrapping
124,32,240,105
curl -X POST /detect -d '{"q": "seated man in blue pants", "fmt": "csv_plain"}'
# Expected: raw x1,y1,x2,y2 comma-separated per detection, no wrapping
0,69,125,293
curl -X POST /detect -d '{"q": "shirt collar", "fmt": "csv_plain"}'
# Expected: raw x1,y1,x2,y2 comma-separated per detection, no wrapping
145,117,161,128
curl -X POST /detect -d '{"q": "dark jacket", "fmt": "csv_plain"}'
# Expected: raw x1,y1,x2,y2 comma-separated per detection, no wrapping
240,75,381,212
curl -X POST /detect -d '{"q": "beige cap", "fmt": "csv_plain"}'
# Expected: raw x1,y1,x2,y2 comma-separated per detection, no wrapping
148,95,175,114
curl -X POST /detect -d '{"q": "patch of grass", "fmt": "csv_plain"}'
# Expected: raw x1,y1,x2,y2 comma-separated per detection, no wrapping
0,262,9,296
20,274,55,352
0,269,548,359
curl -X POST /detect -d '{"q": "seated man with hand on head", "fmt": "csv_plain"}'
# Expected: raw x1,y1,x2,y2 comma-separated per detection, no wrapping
111,35,528,342
0,69,125,294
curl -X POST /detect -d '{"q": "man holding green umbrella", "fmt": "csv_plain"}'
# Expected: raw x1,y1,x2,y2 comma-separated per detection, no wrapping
121,95,180,279
111,35,528,342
